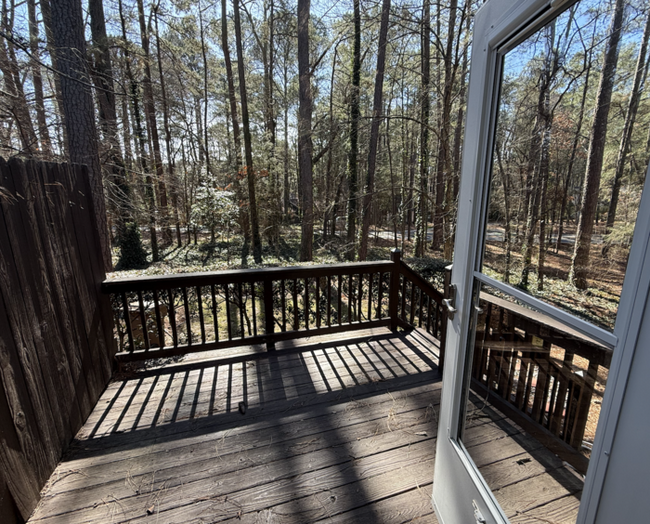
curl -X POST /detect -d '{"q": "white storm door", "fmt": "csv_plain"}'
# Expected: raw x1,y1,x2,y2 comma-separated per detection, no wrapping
431,0,650,523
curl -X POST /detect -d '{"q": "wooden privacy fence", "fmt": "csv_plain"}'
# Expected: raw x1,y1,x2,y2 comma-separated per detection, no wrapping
102,250,449,364
470,292,611,472
0,157,115,523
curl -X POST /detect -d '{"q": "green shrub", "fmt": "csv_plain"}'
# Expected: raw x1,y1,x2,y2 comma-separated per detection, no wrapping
116,222,149,270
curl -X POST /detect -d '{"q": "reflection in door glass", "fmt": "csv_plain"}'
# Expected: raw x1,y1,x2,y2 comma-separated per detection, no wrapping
462,0,649,521
483,0,649,331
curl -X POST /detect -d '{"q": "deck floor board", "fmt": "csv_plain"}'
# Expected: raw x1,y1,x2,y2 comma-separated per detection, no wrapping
27,328,582,524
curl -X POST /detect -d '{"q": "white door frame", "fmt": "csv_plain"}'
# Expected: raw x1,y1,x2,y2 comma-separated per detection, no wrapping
432,0,650,521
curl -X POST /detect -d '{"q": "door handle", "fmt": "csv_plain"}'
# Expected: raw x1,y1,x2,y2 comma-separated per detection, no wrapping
443,284,457,319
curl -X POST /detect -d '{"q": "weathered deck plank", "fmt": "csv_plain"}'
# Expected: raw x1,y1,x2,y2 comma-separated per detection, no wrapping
27,328,583,524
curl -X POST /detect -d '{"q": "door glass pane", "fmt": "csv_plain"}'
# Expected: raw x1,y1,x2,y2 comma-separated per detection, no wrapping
461,0,649,521
483,0,649,332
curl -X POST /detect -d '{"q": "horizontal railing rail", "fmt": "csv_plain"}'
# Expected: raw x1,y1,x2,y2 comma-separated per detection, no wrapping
103,251,447,363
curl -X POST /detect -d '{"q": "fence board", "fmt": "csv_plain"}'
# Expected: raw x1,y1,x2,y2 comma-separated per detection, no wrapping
0,157,115,523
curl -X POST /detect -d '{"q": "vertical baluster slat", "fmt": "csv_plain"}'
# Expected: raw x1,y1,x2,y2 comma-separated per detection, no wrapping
281,280,287,331
418,287,424,328
211,284,219,342
122,292,135,352
197,286,206,344
367,273,373,320
327,276,332,327
316,278,321,328
251,282,257,336
426,296,432,334
400,276,407,320
293,279,299,330
137,290,150,351
182,287,192,346
358,273,364,322
168,289,178,347
225,284,232,341
153,289,165,349
349,273,354,324
409,281,416,325
238,282,245,337
377,273,384,319
337,274,342,325
304,278,309,330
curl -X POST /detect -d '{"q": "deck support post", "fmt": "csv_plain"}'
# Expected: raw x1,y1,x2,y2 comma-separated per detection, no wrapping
264,277,275,351
389,249,401,331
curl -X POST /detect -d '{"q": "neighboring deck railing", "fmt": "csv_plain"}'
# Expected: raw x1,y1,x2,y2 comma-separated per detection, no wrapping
102,250,447,364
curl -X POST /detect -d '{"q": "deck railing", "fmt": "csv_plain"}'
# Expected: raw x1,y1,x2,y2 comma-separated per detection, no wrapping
470,292,612,471
102,250,447,363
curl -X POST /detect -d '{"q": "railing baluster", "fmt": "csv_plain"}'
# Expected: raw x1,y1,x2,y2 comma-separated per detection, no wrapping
197,286,206,344
400,276,407,320
293,279,299,330
225,284,232,341
137,290,150,351
211,284,219,342
358,273,364,322
315,277,321,328
409,281,416,325
349,273,354,324
418,287,424,328
367,273,373,320
304,278,309,330
327,276,331,327
251,282,257,337
153,289,165,348
377,273,384,319
122,292,134,352
426,295,432,334
281,280,287,332
337,274,342,325
168,289,178,347
238,282,245,337
182,287,192,346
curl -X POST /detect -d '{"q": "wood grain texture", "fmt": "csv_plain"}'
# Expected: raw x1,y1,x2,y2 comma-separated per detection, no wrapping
0,157,115,523
26,329,583,524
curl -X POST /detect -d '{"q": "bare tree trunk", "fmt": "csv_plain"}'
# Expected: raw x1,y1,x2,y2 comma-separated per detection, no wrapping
570,0,625,289
154,8,182,247
414,0,430,257
605,10,650,233
359,0,391,261
346,0,361,259
297,0,314,261
234,0,262,263
136,0,170,247
220,0,249,251
119,0,157,261
50,0,111,269
0,0,38,155
27,0,52,155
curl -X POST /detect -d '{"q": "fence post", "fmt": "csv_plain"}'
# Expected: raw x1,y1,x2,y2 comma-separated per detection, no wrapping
389,249,401,331
264,277,275,351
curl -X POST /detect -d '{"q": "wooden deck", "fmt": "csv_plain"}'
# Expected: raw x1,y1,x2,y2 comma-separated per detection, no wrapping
27,328,582,524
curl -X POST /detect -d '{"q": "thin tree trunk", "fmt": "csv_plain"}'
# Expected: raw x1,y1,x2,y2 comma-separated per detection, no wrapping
50,0,111,269
297,0,314,261
136,0,170,247
234,0,262,263
346,0,361,259
570,0,625,289
359,0,391,261
154,8,182,247
27,0,52,155
605,10,650,233
415,0,430,257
